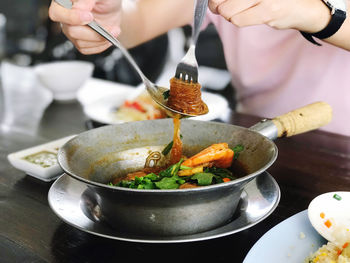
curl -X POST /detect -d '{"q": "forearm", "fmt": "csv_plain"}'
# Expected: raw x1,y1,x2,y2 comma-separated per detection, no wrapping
119,0,194,48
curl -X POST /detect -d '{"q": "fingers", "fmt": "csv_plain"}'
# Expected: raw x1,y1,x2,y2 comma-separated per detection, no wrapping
61,24,114,54
62,24,104,42
229,4,266,27
208,0,227,14
216,0,259,22
76,42,112,55
49,0,120,55
49,0,93,25
209,0,300,30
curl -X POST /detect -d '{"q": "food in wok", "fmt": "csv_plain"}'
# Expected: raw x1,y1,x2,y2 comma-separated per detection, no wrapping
108,142,245,190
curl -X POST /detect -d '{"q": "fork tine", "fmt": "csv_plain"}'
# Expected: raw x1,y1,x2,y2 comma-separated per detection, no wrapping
175,63,198,83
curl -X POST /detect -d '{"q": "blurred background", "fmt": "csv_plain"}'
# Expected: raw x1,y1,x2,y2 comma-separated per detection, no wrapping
0,0,236,118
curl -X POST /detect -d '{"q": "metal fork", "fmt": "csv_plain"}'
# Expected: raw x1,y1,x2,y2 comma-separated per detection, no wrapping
175,0,208,83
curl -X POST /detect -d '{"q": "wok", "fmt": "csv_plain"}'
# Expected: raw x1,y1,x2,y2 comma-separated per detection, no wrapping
58,102,332,236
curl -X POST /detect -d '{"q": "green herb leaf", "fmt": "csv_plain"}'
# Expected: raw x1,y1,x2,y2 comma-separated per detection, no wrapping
155,177,179,189
162,141,173,155
145,173,159,181
191,173,215,186
161,135,183,156
163,90,170,100
232,144,244,160
159,159,183,177
140,178,155,189
180,165,192,170
205,167,234,180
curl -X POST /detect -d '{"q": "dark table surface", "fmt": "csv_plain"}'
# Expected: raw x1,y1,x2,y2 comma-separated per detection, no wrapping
1,98,350,263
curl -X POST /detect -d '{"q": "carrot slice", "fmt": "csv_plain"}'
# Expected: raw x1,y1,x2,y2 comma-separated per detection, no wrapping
324,219,332,228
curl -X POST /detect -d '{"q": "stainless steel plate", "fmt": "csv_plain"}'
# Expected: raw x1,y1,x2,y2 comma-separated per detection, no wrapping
48,172,280,243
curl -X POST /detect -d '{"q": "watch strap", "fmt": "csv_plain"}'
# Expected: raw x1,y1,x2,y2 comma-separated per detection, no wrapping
301,8,346,45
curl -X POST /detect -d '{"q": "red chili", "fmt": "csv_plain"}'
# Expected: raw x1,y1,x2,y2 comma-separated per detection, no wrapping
124,101,146,112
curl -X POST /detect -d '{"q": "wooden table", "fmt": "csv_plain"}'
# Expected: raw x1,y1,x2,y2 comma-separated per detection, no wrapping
1,100,350,263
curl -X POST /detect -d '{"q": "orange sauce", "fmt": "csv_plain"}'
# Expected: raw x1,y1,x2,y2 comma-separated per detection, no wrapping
170,117,182,164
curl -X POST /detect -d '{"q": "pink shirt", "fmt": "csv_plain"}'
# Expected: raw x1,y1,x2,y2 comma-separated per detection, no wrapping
204,12,350,137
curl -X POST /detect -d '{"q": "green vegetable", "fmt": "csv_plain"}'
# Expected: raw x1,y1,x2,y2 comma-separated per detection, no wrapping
205,167,235,180
191,173,215,186
159,159,183,178
180,165,192,170
161,141,173,156
333,194,342,201
163,90,170,100
232,144,244,160
161,135,183,156
155,177,180,189
145,173,159,180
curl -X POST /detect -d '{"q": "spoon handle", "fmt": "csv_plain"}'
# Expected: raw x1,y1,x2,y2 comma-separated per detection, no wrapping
54,0,149,84
191,0,208,45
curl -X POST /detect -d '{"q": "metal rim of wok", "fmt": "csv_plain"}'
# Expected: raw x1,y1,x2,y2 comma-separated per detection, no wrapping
57,119,278,193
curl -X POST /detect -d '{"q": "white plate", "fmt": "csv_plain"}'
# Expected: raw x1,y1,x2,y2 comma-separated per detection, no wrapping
48,172,280,243
243,210,326,263
7,135,76,182
77,78,229,124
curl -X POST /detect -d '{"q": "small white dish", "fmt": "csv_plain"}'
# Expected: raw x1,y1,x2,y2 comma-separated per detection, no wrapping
34,61,94,102
7,135,76,182
77,78,230,124
243,210,326,263
308,191,350,244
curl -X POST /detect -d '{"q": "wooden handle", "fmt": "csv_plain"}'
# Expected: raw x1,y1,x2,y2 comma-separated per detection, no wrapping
272,102,332,137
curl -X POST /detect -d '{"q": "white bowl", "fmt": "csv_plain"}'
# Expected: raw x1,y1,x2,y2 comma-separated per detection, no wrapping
34,61,94,102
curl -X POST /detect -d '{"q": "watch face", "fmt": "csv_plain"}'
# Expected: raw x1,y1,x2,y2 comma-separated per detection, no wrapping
324,0,347,11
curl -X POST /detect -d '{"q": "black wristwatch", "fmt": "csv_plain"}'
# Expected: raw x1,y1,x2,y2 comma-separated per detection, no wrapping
301,0,347,45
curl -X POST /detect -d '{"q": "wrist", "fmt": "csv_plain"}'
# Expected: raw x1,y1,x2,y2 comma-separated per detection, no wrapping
300,0,347,45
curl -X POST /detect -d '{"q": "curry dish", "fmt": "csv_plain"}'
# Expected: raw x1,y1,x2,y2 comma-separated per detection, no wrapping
108,76,232,189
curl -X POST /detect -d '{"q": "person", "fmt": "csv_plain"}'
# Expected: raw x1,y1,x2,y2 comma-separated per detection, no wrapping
48,0,350,136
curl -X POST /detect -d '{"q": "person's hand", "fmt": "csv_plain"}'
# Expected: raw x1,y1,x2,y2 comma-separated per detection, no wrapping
208,0,332,33
49,0,122,54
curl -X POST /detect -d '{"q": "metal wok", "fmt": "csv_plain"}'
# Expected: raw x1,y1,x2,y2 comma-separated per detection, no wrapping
57,102,331,236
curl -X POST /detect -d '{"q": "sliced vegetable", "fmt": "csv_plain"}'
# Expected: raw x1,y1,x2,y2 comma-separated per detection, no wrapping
324,219,332,228
182,143,234,168
333,194,342,201
124,101,146,112
191,173,215,186
159,159,183,177
178,166,204,176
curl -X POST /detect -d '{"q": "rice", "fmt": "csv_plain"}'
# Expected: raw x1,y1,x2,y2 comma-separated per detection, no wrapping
305,241,350,263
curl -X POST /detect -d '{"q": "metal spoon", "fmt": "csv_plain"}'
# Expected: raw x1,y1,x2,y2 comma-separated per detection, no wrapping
54,0,197,118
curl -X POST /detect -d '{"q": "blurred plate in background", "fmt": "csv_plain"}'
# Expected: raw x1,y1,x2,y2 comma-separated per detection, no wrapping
77,78,230,124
